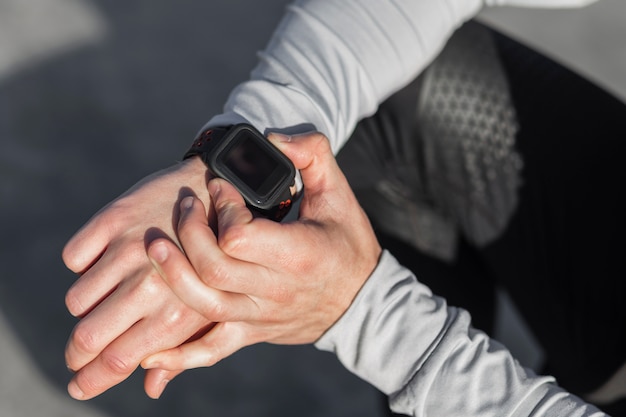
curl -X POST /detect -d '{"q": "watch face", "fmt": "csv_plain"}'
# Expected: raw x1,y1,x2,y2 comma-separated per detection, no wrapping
216,127,293,203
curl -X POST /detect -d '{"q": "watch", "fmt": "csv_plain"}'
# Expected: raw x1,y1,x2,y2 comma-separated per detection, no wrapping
184,123,302,221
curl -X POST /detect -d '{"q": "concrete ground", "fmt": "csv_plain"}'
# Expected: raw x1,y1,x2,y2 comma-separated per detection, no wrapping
0,1,624,416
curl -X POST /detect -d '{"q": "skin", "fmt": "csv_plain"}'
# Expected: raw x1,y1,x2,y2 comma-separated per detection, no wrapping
63,132,381,400
63,156,214,400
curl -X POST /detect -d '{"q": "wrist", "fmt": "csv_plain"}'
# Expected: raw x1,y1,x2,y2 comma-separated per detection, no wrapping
176,155,214,202
181,154,210,176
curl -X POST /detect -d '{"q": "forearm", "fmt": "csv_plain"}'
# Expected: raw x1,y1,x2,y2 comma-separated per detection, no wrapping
206,0,486,153
315,251,605,417
204,0,597,154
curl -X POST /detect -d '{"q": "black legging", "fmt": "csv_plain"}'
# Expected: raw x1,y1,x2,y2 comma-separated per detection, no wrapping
338,21,626,414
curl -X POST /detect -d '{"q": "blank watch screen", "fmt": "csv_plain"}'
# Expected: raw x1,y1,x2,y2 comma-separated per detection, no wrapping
223,133,289,196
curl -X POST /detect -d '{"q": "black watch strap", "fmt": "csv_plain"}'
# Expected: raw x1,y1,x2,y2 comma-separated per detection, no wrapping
183,126,232,161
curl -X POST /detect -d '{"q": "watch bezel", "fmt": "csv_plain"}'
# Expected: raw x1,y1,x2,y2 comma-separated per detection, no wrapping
205,124,297,211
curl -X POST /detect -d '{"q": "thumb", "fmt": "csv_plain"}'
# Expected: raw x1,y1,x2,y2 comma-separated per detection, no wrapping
143,368,184,399
268,131,343,197
268,131,360,223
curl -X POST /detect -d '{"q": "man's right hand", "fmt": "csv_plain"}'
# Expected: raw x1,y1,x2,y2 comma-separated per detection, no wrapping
140,132,383,398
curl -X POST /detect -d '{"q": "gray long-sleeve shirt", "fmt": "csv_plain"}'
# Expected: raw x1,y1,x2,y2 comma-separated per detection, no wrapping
316,251,604,416
206,0,596,153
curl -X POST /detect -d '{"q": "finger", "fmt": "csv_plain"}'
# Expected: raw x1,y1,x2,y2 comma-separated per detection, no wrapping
62,206,118,274
147,237,259,321
206,178,254,235
65,266,160,372
65,256,212,372
268,132,359,222
206,177,290,257
174,195,268,296
175,195,218,257
143,368,185,399
268,131,344,196
65,239,146,317
66,302,209,400
141,322,249,371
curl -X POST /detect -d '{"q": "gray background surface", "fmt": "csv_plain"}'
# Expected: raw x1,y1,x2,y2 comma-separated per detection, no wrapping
0,1,624,416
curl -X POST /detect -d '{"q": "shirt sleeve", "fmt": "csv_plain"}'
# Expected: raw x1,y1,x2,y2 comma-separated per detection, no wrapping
315,250,606,417
205,0,483,153
203,0,597,154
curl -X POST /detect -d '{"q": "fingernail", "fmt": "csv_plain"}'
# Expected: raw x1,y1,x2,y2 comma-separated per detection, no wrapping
68,380,85,400
155,379,169,399
180,196,194,212
269,132,292,143
208,180,221,198
149,241,169,264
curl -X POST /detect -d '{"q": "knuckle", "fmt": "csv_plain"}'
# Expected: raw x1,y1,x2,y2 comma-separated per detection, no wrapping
75,373,106,397
312,132,331,151
269,284,293,304
197,324,241,366
200,261,230,288
71,323,99,354
100,350,135,376
159,299,211,331
199,342,221,367
201,300,228,321
128,270,167,301
160,303,190,329
124,240,150,265
219,224,250,256
163,283,227,322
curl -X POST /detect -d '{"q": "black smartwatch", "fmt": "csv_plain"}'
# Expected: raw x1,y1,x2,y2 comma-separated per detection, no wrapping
184,123,302,221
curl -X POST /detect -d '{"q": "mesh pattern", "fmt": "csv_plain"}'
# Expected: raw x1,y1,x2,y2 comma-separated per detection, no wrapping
418,21,522,250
